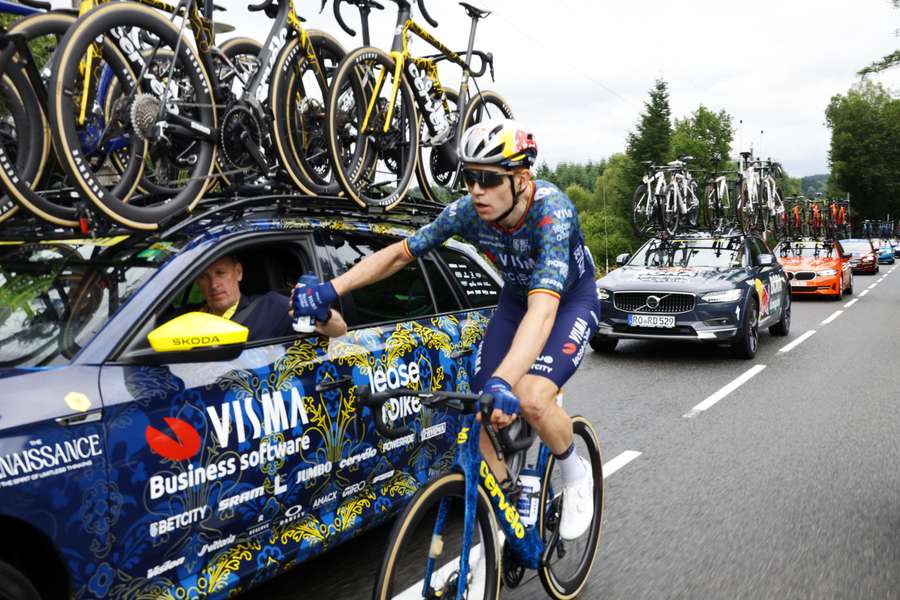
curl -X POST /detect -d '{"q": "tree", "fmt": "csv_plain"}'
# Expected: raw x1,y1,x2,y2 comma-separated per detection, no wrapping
536,160,606,193
670,105,734,175
800,174,829,196
625,79,672,182
858,0,900,75
825,80,900,219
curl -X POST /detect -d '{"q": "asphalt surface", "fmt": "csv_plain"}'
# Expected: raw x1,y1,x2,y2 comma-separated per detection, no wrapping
246,263,900,599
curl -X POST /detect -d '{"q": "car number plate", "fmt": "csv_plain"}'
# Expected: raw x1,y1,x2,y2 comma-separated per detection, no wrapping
628,314,675,328
791,281,809,287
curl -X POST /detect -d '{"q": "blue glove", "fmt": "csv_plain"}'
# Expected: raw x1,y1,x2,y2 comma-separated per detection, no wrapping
482,377,520,416
292,275,337,323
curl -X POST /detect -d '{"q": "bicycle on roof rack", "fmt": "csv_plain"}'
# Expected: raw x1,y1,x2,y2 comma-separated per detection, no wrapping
632,157,699,237
359,385,603,600
735,153,785,240
324,0,512,210
701,152,737,234
41,0,361,231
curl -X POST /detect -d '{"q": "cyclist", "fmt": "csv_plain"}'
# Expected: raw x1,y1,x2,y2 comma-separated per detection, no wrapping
293,119,600,540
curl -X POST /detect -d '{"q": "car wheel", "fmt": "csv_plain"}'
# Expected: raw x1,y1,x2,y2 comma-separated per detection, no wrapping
0,561,40,600
769,294,791,337
731,296,759,359
589,336,618,353
845,272,853,295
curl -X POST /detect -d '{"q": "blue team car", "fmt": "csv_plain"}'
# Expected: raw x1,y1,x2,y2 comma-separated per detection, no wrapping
0,198,502,599
592,233,791,359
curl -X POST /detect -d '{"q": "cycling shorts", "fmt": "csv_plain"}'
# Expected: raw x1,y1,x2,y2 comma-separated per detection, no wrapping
473,276,600,391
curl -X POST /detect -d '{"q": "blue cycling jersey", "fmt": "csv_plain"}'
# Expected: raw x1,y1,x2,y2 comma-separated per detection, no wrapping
405,180,595,306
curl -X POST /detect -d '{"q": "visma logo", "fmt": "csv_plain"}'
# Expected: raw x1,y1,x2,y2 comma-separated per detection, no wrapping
145,417,201,461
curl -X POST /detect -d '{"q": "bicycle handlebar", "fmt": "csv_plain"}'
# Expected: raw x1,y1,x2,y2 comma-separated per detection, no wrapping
417,0,438,27
248,0,277,18
329,0,386,37
15,0,51,10
358,385,521,461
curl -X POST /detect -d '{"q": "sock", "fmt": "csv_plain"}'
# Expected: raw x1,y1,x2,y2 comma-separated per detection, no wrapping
555,443,586,485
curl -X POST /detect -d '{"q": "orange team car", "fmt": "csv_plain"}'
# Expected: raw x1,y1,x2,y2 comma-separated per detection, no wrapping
775,238,853,300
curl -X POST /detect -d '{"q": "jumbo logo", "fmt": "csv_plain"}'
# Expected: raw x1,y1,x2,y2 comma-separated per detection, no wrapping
145,417,201,461
480,461,525,539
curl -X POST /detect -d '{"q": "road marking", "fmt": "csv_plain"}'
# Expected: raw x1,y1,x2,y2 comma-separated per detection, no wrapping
844,298,859,308
878,278,885,283
821,310,843,325
779,330,816,353
683,365,766,418
860,289,870,297
603,451,641,478
867,283,877,290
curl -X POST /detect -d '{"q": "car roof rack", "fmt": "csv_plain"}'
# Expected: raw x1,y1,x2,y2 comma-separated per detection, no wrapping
0,193,448,244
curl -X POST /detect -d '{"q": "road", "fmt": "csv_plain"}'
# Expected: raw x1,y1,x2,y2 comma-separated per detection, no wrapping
246,263,900,599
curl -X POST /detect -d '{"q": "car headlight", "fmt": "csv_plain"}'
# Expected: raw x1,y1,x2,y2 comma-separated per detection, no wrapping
597,288,611,300
816,269,837,277
701,289,743,303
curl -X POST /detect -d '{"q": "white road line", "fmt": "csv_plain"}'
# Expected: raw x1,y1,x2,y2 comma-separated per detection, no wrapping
844,298,859,308
683,365,766,418
603,451,642,478
821,310,843,325
860,289,870,297
877,278,886,283
779,330,817,353
867,283,877,290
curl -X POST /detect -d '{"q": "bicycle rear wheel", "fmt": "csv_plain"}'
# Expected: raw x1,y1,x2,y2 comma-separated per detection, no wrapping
662,187,679,235
538,416,604,600
0,67,44,224
736,182,753,234
373,472,501,600
49,3,216,230
631,184,652,237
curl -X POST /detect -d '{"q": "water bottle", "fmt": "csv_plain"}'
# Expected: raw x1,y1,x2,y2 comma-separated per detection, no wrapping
292,273,319,333
516,470,542,527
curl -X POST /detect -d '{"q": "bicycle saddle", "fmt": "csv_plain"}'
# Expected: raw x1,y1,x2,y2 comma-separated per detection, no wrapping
459,2,491,19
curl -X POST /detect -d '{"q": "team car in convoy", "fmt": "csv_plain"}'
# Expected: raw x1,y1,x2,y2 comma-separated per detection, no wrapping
592,233,791,359
0,199,502,599
775,238,853,300
840,238,879,274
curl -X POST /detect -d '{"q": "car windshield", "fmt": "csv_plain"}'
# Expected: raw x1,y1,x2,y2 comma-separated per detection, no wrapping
0,238,181,367
840,240,872,253
777,242,834,258
632,238,744,269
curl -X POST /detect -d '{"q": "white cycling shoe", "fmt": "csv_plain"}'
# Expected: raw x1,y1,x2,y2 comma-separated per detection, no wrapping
558,456,594,541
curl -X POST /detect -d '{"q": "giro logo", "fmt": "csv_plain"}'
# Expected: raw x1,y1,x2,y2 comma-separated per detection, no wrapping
562,342,578,356
145,417,201,461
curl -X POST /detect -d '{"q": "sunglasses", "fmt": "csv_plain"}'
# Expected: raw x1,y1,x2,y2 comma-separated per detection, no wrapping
461,169,508,188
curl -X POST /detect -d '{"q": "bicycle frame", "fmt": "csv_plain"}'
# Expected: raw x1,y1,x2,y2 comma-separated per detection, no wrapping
428,411,550,599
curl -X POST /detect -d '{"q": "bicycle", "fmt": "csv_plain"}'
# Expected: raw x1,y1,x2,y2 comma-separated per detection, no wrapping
45,0,349,230
359,385,603,600
662,156,699,233
701,153,735,233
757,159,786,240
324,0,512,209
632,160,670,237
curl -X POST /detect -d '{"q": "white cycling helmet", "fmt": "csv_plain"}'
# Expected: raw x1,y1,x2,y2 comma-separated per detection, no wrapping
458,118,538,170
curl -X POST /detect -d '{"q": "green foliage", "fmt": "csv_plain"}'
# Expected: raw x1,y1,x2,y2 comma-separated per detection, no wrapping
825,80,900,219
670,105,734,176
800,174,829,196
0,13,55,71
536,160,606,193
625,79,672,182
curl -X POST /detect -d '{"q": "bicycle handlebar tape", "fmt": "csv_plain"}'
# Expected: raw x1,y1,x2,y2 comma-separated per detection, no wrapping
417,0,438,27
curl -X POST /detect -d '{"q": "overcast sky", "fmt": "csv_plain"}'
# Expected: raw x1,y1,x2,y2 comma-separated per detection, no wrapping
53,0,900,177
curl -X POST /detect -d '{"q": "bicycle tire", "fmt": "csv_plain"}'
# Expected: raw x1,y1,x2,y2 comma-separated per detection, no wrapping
662,186,679,235
0,11,81,226
325,46,419,210
49,2,216,230
686,179,700,227
270,29,346,196
373,472,501,600
736,181,752,235
631,184,651,237
701,182,715,231
538,415,604,600
0,68,44,224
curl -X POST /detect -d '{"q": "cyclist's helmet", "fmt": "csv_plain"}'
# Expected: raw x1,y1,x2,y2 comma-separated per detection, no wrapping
459,119,538,170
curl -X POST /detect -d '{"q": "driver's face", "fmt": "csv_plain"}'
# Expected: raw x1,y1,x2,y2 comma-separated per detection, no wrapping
196,257,242,315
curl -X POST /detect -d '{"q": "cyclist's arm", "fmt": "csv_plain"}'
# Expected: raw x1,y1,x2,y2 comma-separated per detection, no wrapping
316,308,348,338
491,292,559,385
331,199,466,295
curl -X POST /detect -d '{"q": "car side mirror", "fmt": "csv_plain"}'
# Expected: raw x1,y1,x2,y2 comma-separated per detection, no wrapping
131,312,249,364
615,253,630,267
841,252,852,259
756,254,776,267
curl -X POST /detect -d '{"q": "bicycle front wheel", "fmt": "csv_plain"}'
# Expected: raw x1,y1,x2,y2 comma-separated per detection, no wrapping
49,2,216,230
325,46,419,210
631,184,651,237
373,472,501,600
538,415,604,600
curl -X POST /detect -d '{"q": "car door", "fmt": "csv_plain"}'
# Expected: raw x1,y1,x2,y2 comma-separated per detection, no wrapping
749,236,784,324
97,236,328,594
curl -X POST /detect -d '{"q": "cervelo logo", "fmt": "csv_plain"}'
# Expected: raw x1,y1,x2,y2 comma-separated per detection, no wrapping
145,418,201,461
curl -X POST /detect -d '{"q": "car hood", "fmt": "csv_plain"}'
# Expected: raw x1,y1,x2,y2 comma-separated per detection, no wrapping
598,265,750,292
780,257,839,270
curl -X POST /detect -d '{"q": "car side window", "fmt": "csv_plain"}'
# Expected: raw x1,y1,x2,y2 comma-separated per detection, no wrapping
422,254,462,313
747,238,763,265
438,248,501,308
323,232,437,327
